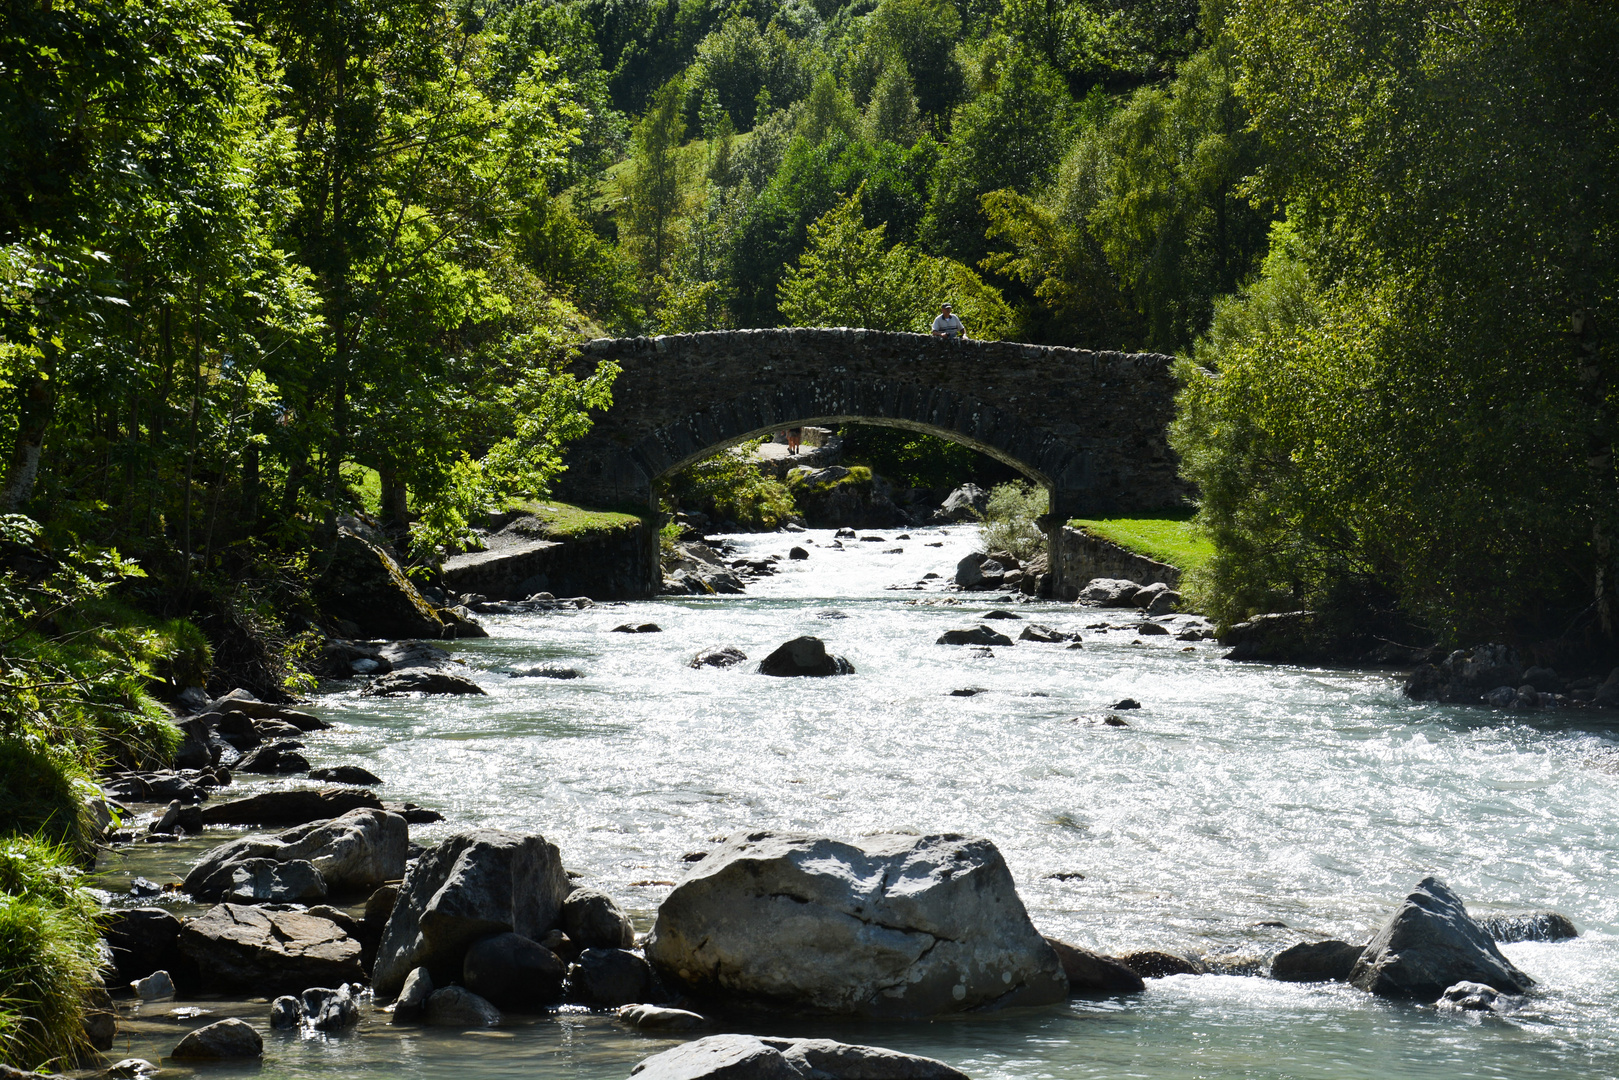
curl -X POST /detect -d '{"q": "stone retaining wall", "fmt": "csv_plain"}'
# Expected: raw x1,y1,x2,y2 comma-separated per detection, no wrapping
442,522,656,600
1050,526,1181,601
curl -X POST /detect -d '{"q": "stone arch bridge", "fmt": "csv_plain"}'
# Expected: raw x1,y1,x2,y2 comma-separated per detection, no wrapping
552,329,1188,594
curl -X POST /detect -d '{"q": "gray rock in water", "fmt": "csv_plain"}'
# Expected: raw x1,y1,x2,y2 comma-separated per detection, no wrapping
463,931,566,1009
177,904,364,994
106,1059,158,1079
1134,622,1171,636
372,829,571,999
186,807,407,900
1348,877,1533,998
104,908,182,983
612,623,663,634
302,984,360,1031
789,547,809,560
1145,589,1182,615
936,625,1014,647
758,636,855,677
629,1034,968,1080
269,995,302,1028
690,647,747,669
1117,951,1206,978
1476,910,1578,943
1044,938,1144,994
236,738,310,774
425,985,501,1027
224,858,328,904
933,483,987,524
309,765,385,785
199,787,385,827
1436,980,1519,1013
132,969,175,1000
568,947,655,1007
617,1004,710,1031
171,1017,264,1060
982,609,1021,620
510,664,583,679
391,966,434,1024
645,831,1066,1017
1270,940,1364,983
362,670,486,696
1131,582,1170,609
1018,624,1072,643
1077,578,1141,606
954,553,1005,590
561,888,636,949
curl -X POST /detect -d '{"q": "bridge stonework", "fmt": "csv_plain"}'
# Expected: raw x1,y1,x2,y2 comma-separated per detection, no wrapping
554,329,1189,594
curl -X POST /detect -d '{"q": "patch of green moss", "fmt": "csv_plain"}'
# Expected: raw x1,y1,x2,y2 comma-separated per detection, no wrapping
500,499,645,540
787,465,872,494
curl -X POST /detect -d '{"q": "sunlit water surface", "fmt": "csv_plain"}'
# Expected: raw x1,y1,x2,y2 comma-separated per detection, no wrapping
98,526,1619,1078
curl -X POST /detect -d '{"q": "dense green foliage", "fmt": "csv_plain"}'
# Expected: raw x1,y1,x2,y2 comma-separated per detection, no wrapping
663,440,797,529
980,480,1047,561
1174,2,1619,641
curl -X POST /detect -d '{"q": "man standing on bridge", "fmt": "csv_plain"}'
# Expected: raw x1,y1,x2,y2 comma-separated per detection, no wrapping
931,302,966,340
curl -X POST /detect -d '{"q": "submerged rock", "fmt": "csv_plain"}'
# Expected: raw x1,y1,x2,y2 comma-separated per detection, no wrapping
617,1004,710,1031
936,625,1013,647
1348,877,1533,998
309,765,385,786
629,1034,968,1080
1436,980,1520,1013
690,646,747,669
425,985,501,1027
1044,938,1145,994
645,831,1066,1017
1117,951,1206,978
1270,941,1364,983
1476,910,1578,943
361,670,486,696
170,1017,263,1060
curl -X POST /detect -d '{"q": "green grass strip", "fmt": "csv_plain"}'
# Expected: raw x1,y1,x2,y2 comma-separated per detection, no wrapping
1067,512,1215,573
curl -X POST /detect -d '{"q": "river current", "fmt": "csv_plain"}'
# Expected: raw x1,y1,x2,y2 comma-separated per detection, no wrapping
100,525,1619,1078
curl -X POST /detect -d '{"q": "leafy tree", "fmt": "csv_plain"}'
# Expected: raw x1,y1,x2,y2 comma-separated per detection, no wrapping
621,77,691,292
848,0,966,120
685,16,813,130
1178,0,1619,641
779,187,1012,335
730,135,940,325
795,69,861,145
924,47,1073,266
861,65,925,147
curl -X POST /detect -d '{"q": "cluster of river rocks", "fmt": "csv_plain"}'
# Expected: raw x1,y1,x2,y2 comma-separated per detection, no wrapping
86,687,1581,1080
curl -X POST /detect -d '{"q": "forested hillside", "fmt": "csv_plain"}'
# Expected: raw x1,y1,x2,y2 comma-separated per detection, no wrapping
1,0,1615,687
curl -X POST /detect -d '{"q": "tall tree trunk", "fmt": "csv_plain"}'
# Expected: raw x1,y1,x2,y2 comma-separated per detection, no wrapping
379,465,408,529
0,367,56,512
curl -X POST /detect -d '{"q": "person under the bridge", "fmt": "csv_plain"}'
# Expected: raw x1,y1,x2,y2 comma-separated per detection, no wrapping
931,302,966,340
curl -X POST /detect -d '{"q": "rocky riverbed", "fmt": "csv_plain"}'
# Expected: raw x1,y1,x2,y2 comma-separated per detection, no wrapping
75,526,1619,1080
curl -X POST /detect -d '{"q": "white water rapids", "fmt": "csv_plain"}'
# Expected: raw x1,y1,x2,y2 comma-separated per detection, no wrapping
99,525,1619,1079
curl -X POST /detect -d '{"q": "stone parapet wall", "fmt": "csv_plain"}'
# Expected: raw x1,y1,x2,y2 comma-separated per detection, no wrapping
1049,525,1181,601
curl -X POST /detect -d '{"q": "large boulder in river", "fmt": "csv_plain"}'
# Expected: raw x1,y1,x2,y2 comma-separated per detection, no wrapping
463,931,567,1009
103,907,183,983
1348,877,1533,998
644,832,1067,1017
954,553,1004,590
176,904,363,994
630,1034,968,1080
372,829,571,1000
315,527,446,639
185,808,408,900
758,637,854,677
1076,578,1140,606
222,858,327,904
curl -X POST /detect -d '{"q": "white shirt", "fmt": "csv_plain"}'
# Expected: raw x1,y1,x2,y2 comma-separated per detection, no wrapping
931,312,964,337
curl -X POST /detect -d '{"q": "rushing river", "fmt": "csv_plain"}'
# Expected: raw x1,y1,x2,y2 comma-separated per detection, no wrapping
98,525,1619,1079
